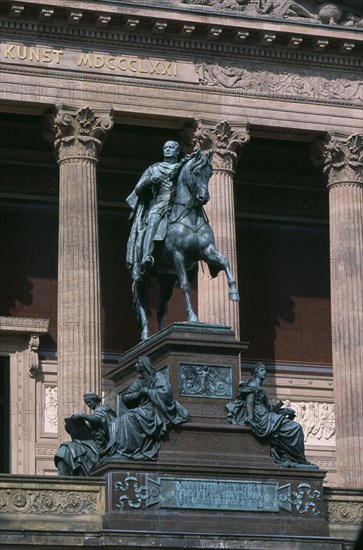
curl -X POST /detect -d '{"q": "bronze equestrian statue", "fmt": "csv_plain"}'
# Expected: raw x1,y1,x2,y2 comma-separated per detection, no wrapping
126,142,240,340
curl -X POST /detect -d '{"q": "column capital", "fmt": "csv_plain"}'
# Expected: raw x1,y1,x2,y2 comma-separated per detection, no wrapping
180,119,250,173
312,132,363,190
45,104,114,163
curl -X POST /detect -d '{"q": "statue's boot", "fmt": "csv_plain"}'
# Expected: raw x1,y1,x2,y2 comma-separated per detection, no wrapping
142,219,159,269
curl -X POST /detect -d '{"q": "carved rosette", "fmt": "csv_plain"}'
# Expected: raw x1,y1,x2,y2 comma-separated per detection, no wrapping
326,500,363,525
212,121,250,173
312,133,363,189
47,105,114,163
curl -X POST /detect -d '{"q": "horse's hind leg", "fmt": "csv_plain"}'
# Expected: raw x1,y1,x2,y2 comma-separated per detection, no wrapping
157,275,177,332
173,252,199,322
201,244,240,301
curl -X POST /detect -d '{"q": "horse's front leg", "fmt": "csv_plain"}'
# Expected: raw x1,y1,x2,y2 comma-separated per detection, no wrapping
157,275,177,332
133,281,150,340
201,244,240,301
173,251,199,322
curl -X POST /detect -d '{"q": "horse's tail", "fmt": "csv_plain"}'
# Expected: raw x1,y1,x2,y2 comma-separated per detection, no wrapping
131,280,143,326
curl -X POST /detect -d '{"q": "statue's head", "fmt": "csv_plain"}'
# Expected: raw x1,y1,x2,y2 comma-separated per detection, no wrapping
135,355,155,377
163,140,179,160
251,362,267,380
84,392,101,410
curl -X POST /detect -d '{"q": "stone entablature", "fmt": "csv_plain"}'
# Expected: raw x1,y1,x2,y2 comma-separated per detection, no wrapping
1,0,362,57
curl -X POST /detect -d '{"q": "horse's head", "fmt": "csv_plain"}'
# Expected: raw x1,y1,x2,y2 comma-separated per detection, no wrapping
182,150,213,207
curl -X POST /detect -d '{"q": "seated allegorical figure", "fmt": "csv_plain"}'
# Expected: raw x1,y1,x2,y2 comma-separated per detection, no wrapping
105,355,190,461
226,362,317,468
54,392,116,476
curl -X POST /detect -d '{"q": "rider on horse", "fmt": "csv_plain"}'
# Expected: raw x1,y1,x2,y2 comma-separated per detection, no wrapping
126,141,183,281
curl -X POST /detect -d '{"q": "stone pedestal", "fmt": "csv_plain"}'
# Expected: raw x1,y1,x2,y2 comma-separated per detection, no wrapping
47,105,113,442
108,322,247,423
97,323,329,538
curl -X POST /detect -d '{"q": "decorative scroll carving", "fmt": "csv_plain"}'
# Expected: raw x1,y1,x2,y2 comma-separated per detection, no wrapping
27,335,40,378
0,488,98,514
283,401,335,444
311,133,363,188
196,61,363,106
180,1,363,28
114,476,150,510
179,363,232,398
45,105,114,162
288,483,321,515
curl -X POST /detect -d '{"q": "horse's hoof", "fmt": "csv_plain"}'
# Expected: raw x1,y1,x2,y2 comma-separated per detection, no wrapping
229,291,240,302
188,315,199,323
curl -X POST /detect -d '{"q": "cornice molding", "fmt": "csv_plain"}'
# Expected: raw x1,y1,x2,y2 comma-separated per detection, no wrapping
0,316,49,333
0,1,362,60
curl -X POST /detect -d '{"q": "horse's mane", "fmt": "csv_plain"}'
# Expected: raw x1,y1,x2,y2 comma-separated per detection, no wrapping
181,149,212,176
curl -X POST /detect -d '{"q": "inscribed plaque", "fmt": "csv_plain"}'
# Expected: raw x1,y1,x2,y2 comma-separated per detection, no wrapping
160,478,279,512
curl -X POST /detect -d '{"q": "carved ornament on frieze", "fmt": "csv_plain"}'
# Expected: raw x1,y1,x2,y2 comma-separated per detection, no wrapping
0,488,98,514
195,60,363,106
326,500,363,525
179,1,363,28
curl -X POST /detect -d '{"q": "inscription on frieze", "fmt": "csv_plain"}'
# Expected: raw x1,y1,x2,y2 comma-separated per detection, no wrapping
1,43,185,81
179,363,232,398
160,478,279,511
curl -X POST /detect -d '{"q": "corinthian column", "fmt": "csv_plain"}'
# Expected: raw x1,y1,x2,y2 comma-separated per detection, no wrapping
313,133,363,488
48,105,113,442
195,121,250,339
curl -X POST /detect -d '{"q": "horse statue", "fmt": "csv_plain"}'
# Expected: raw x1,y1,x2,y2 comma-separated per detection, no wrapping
127,149,240,341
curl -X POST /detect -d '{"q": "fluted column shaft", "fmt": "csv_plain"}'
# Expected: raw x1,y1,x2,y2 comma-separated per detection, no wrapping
195,121,250,340
49,105,113,442
199,167,240,337
314,133,363,488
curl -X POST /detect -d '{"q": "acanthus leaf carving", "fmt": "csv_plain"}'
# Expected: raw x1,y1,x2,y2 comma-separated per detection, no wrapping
44,105,114,163
212,120,250,172
311,133,363,188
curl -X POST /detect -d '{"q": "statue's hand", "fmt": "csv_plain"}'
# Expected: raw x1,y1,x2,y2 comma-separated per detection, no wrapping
280,407,296,419
139,387,149,397
71,413,84,420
